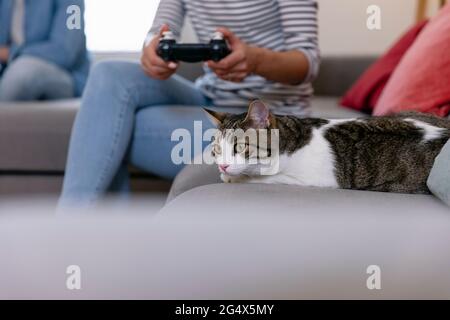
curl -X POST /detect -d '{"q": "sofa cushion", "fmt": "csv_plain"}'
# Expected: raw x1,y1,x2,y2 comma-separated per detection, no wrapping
0,99,79,172
374,4,450,117
2,200,450,298
310,96,365,118
167,162,219,202
428,138,450,207
164,183,449,216
340,20,428,114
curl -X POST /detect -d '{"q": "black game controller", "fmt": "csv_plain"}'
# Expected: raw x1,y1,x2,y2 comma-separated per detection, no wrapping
157,31,231,63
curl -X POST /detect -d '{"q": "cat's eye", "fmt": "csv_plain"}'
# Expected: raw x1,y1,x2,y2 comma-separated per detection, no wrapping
235,143,247,154
212,144,222,155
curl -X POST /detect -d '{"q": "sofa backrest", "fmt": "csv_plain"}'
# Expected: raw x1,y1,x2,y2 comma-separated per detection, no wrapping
176,56,377,97
313,56,377,97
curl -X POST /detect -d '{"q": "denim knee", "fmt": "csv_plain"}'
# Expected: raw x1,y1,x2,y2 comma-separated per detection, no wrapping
86,61,145,93
0,56,73,101
0,56,44,98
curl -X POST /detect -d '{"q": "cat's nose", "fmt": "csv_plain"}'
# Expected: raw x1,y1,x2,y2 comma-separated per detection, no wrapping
219,165,229,172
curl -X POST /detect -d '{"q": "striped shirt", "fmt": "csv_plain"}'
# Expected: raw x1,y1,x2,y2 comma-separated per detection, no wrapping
149,0,319,115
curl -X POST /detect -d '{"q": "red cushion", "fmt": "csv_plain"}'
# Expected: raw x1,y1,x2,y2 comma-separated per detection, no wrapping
340,20,428,114
374,4,450,117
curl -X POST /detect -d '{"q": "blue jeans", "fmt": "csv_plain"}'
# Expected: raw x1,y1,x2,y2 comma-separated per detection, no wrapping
59,60,234,207
0,56,74,101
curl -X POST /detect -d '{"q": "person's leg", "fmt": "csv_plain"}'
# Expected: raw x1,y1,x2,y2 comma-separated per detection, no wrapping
0,56,74,101
129,106,218,180
59,60,209,207
121,105,246,193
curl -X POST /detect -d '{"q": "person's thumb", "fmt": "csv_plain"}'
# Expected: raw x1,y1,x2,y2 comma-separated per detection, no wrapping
168,62,178,69
159,24,170,36
217,27,237,44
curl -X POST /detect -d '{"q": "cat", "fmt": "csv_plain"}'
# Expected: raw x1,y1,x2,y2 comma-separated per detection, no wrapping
204,100,450,194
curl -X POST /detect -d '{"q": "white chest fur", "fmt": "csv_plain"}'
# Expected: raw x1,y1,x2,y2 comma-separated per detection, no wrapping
248,121,347,187
278,126,339,187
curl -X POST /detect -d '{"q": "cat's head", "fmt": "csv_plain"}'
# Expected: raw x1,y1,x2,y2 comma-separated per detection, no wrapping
204,100,279,177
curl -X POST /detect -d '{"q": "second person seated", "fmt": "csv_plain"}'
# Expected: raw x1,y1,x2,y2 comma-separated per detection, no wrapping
0,0,90,102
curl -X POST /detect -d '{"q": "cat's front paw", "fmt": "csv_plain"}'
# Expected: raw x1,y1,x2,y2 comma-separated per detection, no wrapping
221,173,243,183
221,173,233,183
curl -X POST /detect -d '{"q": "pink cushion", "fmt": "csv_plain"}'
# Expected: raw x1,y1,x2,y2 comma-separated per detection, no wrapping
374,4,450,117
340,20,427,114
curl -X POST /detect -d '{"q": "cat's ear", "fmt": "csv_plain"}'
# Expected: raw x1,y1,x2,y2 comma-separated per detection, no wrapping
203,108,227,126
244,100,275,128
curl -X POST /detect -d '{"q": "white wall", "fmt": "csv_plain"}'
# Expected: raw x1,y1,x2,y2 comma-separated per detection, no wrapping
318,0,412,56
87,0,442,56
85,0,159,52
317,0,439,56
184,0,443,57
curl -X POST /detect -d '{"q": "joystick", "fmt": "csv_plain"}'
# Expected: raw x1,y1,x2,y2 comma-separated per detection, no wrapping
157,31,231,63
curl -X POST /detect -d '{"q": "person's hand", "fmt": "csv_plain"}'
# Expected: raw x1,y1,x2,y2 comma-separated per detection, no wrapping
206,27,259,82
141,24,178,80
0,46,9,63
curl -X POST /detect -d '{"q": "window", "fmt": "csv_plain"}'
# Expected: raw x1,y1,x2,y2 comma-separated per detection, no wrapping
85,0,160,52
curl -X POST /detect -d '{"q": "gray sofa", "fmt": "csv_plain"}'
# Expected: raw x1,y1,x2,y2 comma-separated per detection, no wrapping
2,57,450,300
2,202,450,299
0,57,367,196
1,57,448,212
164,58,449,212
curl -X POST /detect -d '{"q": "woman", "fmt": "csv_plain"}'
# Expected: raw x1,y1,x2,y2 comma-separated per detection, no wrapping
59,0,319,207
0,0,90,101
